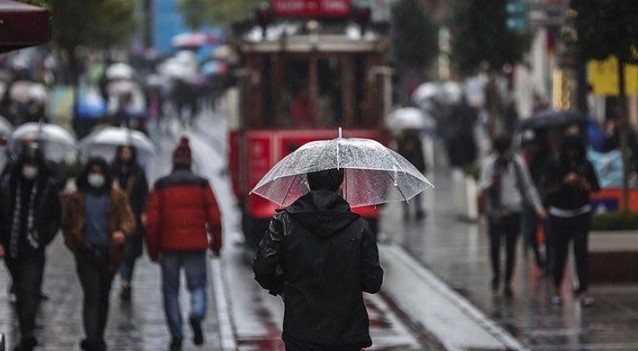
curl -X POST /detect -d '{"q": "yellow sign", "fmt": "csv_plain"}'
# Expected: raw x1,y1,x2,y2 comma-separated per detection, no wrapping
588,57,638,95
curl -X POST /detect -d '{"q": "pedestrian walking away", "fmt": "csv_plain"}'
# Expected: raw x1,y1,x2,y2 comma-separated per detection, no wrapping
253,168,384,351
145,136,223,351
540,134,600,307
479,134,546,298
396,129,427,220
60,157,136,351
0,145,61,351
110,144,150,302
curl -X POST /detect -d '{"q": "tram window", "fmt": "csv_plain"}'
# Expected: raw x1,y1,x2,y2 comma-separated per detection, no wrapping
318,58,342,126
284,59,310,127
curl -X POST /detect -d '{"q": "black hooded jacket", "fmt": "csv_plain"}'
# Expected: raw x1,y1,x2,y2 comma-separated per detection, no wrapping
253,190,383,347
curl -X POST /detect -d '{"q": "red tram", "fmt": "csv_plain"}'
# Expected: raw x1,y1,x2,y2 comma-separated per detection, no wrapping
228,0,393,250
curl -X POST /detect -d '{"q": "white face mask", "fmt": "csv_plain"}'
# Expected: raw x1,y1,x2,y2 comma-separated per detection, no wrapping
22,165,39,180
87,174,105,188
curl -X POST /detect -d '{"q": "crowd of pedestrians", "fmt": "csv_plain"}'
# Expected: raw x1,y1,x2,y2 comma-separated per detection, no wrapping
0,136,224,351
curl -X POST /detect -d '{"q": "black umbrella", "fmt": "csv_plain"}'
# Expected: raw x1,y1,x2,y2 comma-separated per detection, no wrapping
518,109,588,131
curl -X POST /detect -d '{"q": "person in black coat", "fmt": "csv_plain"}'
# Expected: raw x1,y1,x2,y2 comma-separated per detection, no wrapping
540,134,600,307
0,144,61,351
397,129,427,219
110,144,149,302
252,168,384,351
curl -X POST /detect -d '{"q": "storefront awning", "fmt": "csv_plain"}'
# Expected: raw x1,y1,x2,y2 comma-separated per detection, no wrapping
0,0,50,53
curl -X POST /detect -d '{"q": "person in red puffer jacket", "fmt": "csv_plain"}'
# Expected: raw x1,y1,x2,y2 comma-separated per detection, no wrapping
145,136,222,351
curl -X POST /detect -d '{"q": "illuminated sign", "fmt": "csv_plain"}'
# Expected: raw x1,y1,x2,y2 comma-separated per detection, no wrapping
271,0,352,18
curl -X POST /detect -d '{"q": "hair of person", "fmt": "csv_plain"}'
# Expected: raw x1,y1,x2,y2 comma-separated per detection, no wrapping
492,134,513,154
115,144,138,164
560,134,586,157
307,168,345,192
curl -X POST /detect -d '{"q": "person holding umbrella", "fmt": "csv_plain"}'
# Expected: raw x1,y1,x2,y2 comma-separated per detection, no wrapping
252,167,384,351
0,145,61,351
110,144,149,302
540,134,600,306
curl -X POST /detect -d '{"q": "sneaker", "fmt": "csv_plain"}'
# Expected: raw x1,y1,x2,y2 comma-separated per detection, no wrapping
190,317,204,346
169,339,182,351
580,296,594,307
550,294,562,306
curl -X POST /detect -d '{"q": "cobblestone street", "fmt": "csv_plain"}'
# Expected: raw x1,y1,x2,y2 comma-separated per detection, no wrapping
0,237,222,351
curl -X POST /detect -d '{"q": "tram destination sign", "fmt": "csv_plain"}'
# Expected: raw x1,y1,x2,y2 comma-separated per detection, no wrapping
271,0,351,18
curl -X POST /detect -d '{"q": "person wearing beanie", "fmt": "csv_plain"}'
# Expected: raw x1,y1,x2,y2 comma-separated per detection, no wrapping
60,157,136,351
145,136,222,351
0,145,61,351
172,137,192,165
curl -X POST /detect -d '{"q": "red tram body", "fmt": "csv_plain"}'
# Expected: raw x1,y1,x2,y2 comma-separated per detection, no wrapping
228,0,393,249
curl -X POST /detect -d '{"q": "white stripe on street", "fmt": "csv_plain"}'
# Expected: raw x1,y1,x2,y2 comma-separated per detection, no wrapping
211,257,238,351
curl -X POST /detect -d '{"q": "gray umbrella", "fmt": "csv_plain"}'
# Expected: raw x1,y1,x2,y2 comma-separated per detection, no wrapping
251,135,434,208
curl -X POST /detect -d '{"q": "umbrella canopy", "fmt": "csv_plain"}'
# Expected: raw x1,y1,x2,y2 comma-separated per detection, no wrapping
0,114,13,139
27,82,48,102
518,109,588,131
79,127,155,160
171,32,223,48
411,82,439,108
106,62,135,80
8,80,34,103
9,122,77,163
388,107,436,131
201,60,228,76
106,79,139,96
251,136,434,208
75,91,107,119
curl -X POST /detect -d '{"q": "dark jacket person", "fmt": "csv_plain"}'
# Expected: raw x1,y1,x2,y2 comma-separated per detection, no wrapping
253,168,384,351
0,145,61,351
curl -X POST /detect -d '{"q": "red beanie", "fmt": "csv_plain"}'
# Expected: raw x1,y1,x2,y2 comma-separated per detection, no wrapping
172,137,192,165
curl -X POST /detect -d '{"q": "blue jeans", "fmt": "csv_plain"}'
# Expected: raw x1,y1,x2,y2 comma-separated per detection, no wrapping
160,251,208,341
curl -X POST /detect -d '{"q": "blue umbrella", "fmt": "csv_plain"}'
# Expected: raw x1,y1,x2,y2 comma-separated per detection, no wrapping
76,93,107,119
202,60,227,77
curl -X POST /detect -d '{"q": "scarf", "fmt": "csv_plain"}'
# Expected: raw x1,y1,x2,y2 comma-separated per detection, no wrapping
9,180,40,259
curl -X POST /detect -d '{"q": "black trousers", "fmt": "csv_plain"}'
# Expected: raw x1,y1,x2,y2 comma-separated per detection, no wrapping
550,212,592,292
5,252,45,338
488,213,522,285
75,250,116,344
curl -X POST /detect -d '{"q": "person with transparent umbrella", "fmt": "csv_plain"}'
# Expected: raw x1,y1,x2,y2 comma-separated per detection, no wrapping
251,131,433,350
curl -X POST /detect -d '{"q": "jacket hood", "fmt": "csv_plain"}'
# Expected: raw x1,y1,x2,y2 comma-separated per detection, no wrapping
285,190,359,238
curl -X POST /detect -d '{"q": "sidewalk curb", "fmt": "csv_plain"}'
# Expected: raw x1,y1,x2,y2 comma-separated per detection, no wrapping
380,244,529,351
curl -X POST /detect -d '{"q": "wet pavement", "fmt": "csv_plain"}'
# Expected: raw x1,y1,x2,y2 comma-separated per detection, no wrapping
2,110,638,350
381,143,638,350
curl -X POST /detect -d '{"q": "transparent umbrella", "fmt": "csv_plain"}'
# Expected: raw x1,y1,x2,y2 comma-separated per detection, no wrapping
388,107,436,131
251,134,434,208
9,122,78,163
78,126,156,164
